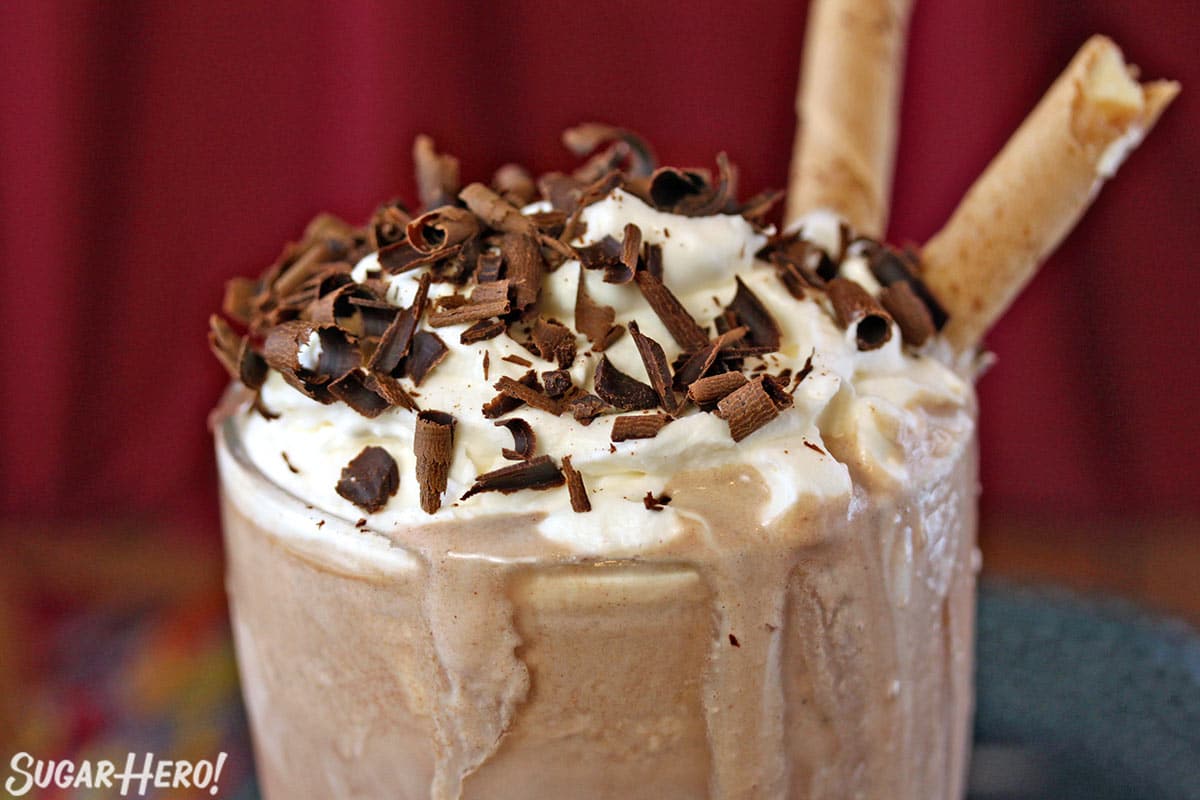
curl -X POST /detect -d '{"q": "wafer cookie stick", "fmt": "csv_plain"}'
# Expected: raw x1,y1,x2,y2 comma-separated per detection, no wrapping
785,0,913,238
922,36,1178,353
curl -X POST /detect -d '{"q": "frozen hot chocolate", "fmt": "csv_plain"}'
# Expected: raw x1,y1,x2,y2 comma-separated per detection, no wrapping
209,4,1175,797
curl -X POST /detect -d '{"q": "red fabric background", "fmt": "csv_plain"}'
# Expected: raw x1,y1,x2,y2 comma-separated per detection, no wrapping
1,0,1196,532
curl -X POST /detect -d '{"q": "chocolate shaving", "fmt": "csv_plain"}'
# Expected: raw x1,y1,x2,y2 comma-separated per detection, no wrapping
649,167,709,211
405,331,449,385
503,354,533,367
492,163,537,207
335,446,400,514
688,371,748,406
222,278,259,325
593,355,658,411
574,266,624,351
716,376,790,442
561,455,591,512
537,172,584,213
869,247,948,331
363,372,418,410
825,278,894,351
561,123,657,178
530,317,577,368
367,199,412,250
724,277,781,350
620,223,642,276
264,321,360,381
208,315,268,390
633,271,709,351
460,183,538,237
414,410,455,514
561,170,624,241
476,249,504,283
461,455,564,499
803,440,826,456
499,232,544,310
737,190,784,224
460,318,505,344
568,393,606,425
428,289,511,328
491,371,561,415
611,413,671,442
329,370,390,418
541,369,573,398
406,206,480,253
495,417,536,461
879,281,935,346
670,326,747,390
482,370,539,418
793,350,815,389
413,135,460,210
628,321,678,415
643,491,671,511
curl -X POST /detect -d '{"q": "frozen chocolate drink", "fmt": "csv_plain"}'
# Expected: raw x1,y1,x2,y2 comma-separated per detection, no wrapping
209,3,1175,797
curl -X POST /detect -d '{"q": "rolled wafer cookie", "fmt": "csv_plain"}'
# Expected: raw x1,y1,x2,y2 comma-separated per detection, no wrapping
785,0,913,238
922,36,1179,353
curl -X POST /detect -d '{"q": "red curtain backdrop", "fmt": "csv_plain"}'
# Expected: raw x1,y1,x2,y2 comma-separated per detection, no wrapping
1,0,1196,532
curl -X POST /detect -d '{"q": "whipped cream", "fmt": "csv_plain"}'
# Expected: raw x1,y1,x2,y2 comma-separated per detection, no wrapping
234,191,974,553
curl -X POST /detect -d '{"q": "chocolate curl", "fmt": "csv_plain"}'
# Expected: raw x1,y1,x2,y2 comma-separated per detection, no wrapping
785,0,914,237
574,266,624,351
336,446,400,514
688,371,749,407
561,456,591,512
611,413,671,442
492,163,538,207
495,418,536,461
413,135,460,210
716,376,791,442
208,315,267,390
593,355,659,411
459,183,539,237
633,271,710,351
825,278,894,351
461,455,565,500
921,36,1178,352
406,206,481,253
724,277,781,350
414,410,455,514
561,123,658,178
499,232,545,310
367,199,413,250
628,321,679,415
879,281,935,346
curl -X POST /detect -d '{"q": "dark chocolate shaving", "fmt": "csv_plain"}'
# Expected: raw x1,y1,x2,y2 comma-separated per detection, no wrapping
460,183,538,237
715,376,790,442
628,321,678,415
405,331,449,385
633,271,710,351
643,491,671,511
492,163,537,207
611,413,671,442
491,372,561,415
363,372,418,410
568,393,606,425
413,135,460,210
825,278,894,351
537,172,584,213
503,354,533,367
620,222,642,277
367,273,430,374
561,455,591,512
671,326,748,391
208,315,268,390
482,370,541,418
495,417,536,461
530,317,577,368
367,199,412,250
541,369,573,398
335,446,400,514
329,370,390,418
561,123,657,178
649,167,709,211
428,287,511,328
688,371,748,406
724,277,781,350
868,247,948,330
499,232,544,310
414,410,455,514
593,355,658,411
476,249,504,283
879,281,935,347
574,266,624,351
460,318,505,344
406,206,480,253
461,455,565,499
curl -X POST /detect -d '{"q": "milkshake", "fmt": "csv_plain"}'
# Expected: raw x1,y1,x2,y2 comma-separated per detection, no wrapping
209,6,1175,798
